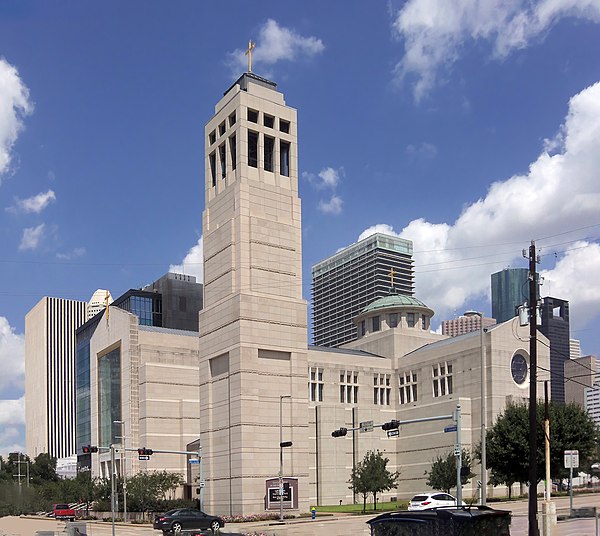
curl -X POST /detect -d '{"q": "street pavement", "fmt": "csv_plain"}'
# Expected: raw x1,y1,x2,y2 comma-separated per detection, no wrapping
4,494,600,536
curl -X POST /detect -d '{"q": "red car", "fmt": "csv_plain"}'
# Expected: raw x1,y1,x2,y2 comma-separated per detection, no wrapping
53,503,76,521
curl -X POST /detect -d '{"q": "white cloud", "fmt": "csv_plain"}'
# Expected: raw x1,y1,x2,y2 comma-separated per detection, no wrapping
18,223,45,251
356,81,600,332
0,425,24,457
228,19,324,72
0,57,33,180
392,0,600,101
318,195,343,215
7,189,56,214
56,247,86,260
0,398,25,426
169,236,204,282
0,317,25,395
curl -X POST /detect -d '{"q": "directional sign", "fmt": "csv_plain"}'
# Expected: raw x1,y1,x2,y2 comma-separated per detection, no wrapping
387,429,400,438
138,455,150,461
564,450,579,469
444,425,458,433
189,458,200,464
359,420,374,433
453,445,461,456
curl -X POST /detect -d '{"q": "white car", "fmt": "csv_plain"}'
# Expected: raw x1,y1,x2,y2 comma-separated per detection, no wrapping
408,492,465,510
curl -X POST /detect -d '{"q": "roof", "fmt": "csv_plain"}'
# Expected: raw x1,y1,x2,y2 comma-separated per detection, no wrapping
362,293,430,314
308,345,385,358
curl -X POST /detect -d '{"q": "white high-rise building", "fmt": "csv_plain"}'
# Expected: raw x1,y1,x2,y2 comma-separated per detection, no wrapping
25,297,87,458
87,289,113,320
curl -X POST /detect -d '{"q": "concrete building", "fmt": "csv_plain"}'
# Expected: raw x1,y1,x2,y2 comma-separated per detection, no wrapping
565,355,598,407
539,297,571,404
570,339,581,359
88,290,113,320
441,312,496,337
25,297,87,458
312,233,415,348
491,268,529,323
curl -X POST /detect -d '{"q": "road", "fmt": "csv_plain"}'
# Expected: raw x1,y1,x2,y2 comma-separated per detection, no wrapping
3,494,600,536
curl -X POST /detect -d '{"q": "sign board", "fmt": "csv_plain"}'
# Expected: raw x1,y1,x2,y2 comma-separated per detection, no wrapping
268,483,291,503
189,458,200,464
444,425,458,433
359,420,374,433
453,445,461,456
564,450,579,469
387,429,400,438
138,455,150,461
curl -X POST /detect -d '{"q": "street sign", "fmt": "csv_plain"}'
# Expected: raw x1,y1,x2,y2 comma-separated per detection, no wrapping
444,425,458,433
564,450,579,468
453,445,461,456
189,458,200,464
387,429,400,438
359,420,374,433
138,455,150,461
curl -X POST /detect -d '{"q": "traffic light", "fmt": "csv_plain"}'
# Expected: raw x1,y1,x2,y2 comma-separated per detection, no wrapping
331,427,348,438
82,445,98,454
280,441,293,448
381,420,400,431
138,447,154,456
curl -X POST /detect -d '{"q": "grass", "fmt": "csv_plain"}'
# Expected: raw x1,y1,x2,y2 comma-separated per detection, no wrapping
314,500,409,514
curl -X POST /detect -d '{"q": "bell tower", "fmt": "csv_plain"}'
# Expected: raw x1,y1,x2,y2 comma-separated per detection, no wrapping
198,72,309,515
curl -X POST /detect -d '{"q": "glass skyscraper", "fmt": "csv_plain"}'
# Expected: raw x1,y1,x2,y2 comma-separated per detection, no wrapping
491,268,529,323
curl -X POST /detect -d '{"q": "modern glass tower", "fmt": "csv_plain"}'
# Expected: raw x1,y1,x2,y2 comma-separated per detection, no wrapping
312,233,414,347
491,268,529,323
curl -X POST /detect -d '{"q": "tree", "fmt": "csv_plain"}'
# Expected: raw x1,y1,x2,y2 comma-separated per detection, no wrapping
348,451,400,513
486,401,599,491
425,449,474,494
30,453,58,484
125,471,184,515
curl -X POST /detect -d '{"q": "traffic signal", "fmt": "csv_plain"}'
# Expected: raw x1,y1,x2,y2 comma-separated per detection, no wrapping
381,420,400,431
82,445,98,454
138,447,154,456
280,441,293,448
331,427,348,438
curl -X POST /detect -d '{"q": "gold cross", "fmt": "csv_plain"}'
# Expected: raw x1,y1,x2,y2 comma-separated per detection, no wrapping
244,40,256,73
389,268,396,288
105,290,110,323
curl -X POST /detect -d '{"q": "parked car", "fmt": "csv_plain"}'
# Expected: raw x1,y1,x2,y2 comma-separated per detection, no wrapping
52,503,76,521
408,492,466,510
153,508,225,534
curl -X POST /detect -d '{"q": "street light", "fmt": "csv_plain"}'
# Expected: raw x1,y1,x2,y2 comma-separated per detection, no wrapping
114,420,127,522
465,310,486,505
279,395,292,522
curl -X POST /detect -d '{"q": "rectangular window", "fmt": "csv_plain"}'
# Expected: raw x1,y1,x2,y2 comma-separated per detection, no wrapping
98,347,121,447
248,109,258,123
248,131,258,168
264,114,274,128
309,367,323,402
372,316,380,332
407,312,415,327
280,119,290,133
209,152,216,187
432,362,453,398
219,144,226,179
389,313,399,328
209,130,216,145
264,135,274,172
218,121,226,136
373,373,391,406
360,320,366,337
229,135,237,171
340,370,358,403
229,111,236,127
280,141,290,177
421,315,426,330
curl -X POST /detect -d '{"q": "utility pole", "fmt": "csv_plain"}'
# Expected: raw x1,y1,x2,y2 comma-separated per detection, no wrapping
527,240,540,536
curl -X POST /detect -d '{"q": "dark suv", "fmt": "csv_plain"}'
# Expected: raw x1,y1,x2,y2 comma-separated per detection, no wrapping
153,508,224,534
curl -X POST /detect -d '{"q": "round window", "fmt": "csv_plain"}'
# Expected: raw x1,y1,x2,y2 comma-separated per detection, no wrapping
511,353,528,385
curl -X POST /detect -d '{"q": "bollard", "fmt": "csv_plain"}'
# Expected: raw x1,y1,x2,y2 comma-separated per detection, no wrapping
311,507,316,520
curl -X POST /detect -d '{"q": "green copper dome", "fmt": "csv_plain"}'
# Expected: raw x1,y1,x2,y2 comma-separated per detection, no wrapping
361,294,430,314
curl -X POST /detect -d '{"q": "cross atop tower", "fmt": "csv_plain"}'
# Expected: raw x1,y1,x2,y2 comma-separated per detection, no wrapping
389,267,396,289
244,40,256,73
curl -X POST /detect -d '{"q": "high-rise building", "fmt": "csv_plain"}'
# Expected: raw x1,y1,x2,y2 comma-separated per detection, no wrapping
441,312,496,337
491,268,529,323
565,355,598,407
25,297,87,458
87,289,113,320
312,233,414,347
539,296,571,404
570,338,582,359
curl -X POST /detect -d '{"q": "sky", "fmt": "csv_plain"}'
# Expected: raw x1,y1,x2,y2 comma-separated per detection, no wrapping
1,1,599,456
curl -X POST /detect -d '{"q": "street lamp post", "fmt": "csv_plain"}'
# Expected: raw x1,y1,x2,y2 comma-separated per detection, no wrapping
114,420,127,522
279,395,291,522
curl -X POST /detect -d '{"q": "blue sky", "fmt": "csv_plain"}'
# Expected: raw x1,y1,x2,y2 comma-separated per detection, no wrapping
1,1,600,455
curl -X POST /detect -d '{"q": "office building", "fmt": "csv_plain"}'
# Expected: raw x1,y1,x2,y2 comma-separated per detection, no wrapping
491,268,529,323
565,355,598,407
87,289,113,320
539,296,571,404
570,339,582,359
312,233,414,347
441,312,496,337
25,297,87,458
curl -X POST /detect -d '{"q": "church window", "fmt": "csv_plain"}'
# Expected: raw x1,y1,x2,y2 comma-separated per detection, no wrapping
359,320,366,337
264,135,274,172
407,312,415,327
209,152,216,187
309,367,323,402
264,114,274,128
421,315,427,330
432,362,453,398
280,141,290,177
372,315,380,332
373,373,391,405
218,121,226,137
389,313,399,328
229,135,237,171
399,371,418,404
229,111,236,127
209,130,216,145
248,131,258,168
340,370,358,404
219,144,226,179
280,119,290,133
247,108,259,123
